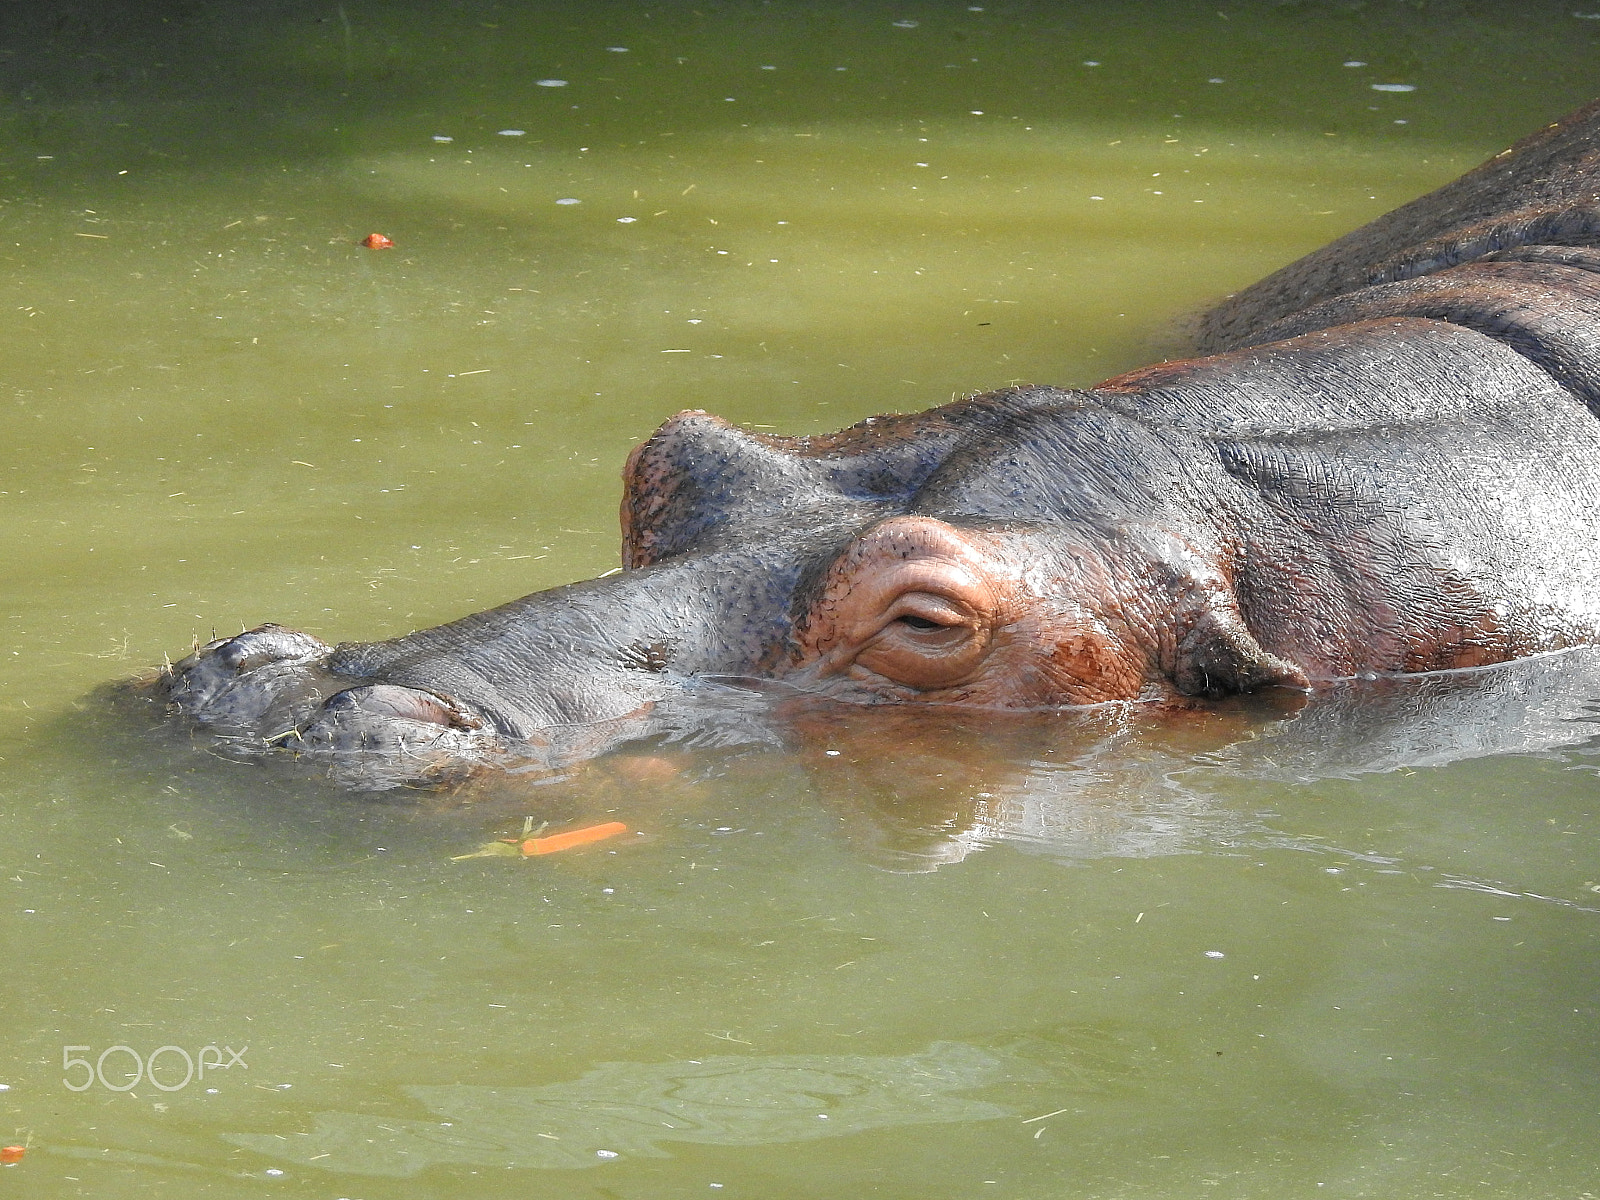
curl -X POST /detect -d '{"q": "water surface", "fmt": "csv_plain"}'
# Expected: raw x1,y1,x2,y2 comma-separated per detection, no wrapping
4,2,1600,1196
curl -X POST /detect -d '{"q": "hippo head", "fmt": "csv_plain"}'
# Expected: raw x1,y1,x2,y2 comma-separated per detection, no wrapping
154,385,1307,788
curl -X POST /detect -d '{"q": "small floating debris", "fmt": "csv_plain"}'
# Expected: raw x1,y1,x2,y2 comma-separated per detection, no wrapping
536,78,569,87
524,821,629,855
606,45,630,52
1343,60,1367,67
892,19,920,28
497,129,526,137
360,233,394,249
453,819,631,861
617,216,637,223
0,1146,25,1164
431,135,454,142
1371,83,1416,92
555,197,582,205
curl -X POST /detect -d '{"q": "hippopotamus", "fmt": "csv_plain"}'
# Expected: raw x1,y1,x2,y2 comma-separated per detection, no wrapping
148,98,1600,789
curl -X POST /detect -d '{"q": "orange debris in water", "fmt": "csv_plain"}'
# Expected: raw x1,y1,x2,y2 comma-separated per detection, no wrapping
521,821,629,856
0,1146,25,1164
361,233,395,249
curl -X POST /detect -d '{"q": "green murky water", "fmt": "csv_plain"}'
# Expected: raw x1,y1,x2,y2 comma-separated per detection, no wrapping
4,2,1600,1196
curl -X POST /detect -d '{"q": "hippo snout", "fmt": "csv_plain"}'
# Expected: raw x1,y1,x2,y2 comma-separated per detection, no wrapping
159,625,335,732
155,625,509,787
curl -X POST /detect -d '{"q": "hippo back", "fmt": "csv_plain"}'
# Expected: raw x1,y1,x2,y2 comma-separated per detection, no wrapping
1197,98,1600,353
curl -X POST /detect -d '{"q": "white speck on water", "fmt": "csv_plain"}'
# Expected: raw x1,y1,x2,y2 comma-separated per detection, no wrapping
761,64,777,70
893,19,920,28
607,45,630,51
1205,950,1225,959
497,129,526,137
825,750,841,756
1208,77,1224,83
1083,60,1100,66
264,1169,285,1177
1371,83,1415,92
1325,867,1344,874
555,197,581,205
968,4,985,9
915,161,929,166
596,1149,620,1159
617,216,637,223
1089,195,1103,200
1343,60,1367,67
602,887,615,894
536,79,569,87
0,1084,9,1091
969,110,984,115
687,318,702,323
1394,119,1409,124
431,135,453,142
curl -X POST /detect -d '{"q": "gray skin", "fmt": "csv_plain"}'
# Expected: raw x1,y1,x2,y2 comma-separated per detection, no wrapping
151,98,1600,789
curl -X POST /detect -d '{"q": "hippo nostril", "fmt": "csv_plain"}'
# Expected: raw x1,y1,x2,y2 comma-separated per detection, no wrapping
288,684,501,768
211,624,331,672
323,684,486,731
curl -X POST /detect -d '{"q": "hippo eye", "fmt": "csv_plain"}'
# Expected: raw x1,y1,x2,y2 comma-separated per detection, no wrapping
851,592,990,690
795,516,1008,694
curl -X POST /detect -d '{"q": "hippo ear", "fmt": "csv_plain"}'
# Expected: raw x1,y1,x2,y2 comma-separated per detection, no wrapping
620,395,1059,569
1173,605,1309,697
620,412,816,569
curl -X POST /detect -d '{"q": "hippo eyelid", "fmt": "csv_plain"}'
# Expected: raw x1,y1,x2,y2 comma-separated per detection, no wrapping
881,590,983,633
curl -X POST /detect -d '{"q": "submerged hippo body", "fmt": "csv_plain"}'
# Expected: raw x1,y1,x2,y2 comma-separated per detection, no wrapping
154,99,1600,788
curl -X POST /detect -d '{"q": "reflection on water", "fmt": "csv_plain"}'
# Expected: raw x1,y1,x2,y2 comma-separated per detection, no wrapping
782,648,1600,870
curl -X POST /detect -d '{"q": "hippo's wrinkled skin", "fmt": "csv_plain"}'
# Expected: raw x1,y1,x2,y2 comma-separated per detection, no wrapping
152,99,1600,789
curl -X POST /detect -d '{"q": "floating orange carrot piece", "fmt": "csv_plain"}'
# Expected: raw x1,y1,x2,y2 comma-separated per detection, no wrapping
361,232,394,249
0,1145,25,1164
521,820,628,856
